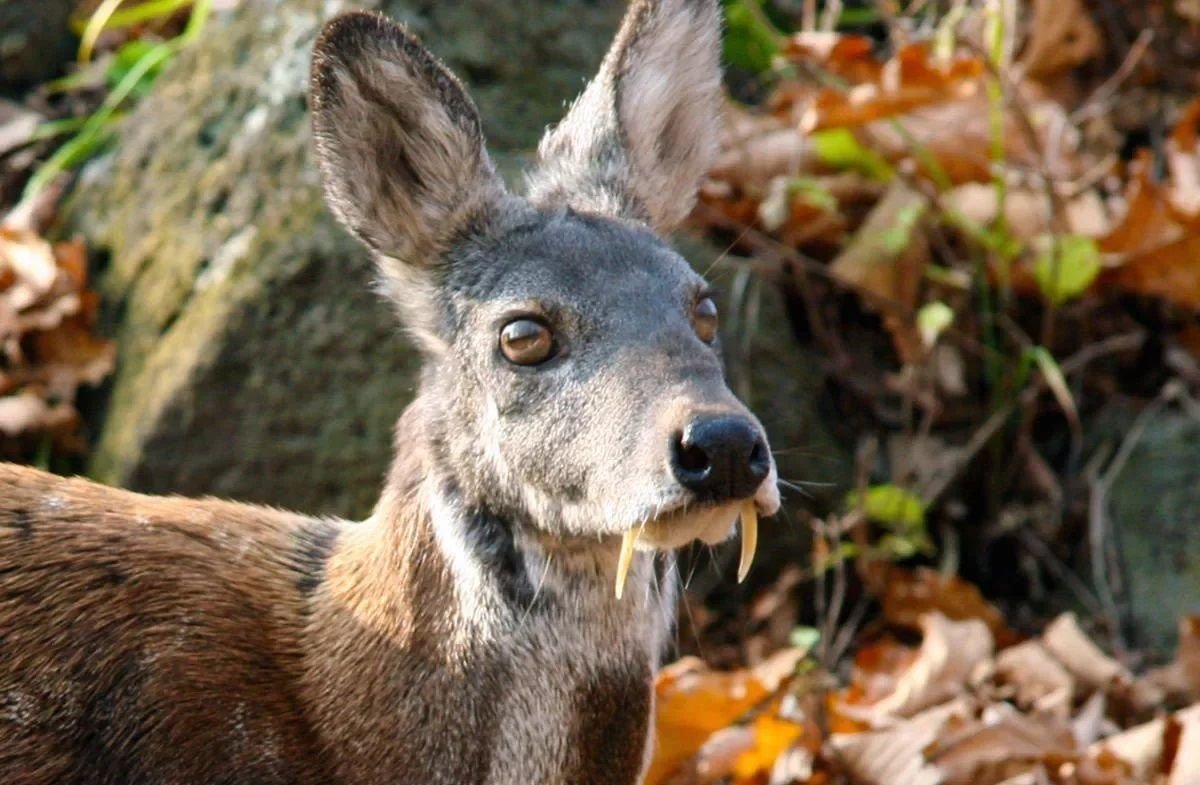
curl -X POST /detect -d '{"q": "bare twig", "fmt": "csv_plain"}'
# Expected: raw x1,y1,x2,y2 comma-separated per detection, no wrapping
1070,29,1154,125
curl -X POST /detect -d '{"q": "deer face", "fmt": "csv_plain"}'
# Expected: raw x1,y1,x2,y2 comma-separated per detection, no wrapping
310,2,778,571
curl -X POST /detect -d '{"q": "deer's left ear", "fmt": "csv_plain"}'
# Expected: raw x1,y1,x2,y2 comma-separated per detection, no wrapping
525,0,723,234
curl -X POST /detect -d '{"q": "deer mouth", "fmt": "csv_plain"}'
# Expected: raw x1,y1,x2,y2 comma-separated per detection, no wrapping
612,476,779,599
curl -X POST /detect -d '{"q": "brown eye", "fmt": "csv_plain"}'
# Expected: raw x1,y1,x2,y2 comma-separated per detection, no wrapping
693,296,718,344
500,319,555,365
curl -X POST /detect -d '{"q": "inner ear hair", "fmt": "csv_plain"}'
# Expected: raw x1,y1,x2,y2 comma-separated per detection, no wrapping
525,0,723,234
309,11,506,267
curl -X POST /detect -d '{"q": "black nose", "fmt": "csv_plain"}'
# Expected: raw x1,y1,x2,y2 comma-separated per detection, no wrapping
671,416,770,502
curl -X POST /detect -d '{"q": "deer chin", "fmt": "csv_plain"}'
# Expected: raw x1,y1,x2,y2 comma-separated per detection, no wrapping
638,502,742,550
613,497,767,600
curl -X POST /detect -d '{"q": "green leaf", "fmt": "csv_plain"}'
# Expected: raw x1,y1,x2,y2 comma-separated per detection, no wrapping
845,484,926,532
104,0,194,30
789,626,821,651
722,0,781,74
1026,346,1078,422
917,301,954,347
875,532,934,560
837,7,881,25
106,39,167,95
811,128,893,181
814,541,859,574
789,176,838,213
1032,234,1101,305
878,201,926,253
22,41,176,205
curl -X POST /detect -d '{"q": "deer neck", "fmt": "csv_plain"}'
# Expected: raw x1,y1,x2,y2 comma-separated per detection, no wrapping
349,400,677,650
306,400,675,783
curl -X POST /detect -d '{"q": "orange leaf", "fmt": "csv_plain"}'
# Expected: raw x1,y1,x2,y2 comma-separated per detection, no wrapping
731,714,809,781
882,567,1018,647
645,659,771,785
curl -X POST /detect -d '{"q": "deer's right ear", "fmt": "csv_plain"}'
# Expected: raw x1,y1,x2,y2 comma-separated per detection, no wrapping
310,12,506,269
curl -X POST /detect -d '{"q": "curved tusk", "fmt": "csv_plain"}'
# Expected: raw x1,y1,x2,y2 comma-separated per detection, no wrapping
737,501,758,583
615,529,639,599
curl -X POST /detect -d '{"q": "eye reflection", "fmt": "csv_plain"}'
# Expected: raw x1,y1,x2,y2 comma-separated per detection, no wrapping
693,296,718,344
499,319,555,365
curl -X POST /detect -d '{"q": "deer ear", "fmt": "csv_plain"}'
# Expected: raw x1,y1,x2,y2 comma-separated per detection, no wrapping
526,0,723,234
310,12,507,268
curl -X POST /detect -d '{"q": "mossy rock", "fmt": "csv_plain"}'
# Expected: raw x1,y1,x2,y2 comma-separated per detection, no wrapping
1088,402,1200,653
0,0,76,92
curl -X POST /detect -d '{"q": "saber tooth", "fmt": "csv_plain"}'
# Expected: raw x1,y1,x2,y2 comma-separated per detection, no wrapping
615,529,639,600
737,501,758,583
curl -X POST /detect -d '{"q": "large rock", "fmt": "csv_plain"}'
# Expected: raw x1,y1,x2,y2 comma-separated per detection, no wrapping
0,0,76,92
1088,402,1200,653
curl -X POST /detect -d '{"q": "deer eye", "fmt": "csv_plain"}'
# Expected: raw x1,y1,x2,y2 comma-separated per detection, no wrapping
499,319,555,365
693,296,718,344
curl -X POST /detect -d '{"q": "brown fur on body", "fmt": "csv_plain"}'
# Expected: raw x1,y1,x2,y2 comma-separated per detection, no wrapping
0,407,663,784
0,463,329,784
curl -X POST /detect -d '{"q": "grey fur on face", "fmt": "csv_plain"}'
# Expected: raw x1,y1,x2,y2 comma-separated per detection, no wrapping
310,0,779,553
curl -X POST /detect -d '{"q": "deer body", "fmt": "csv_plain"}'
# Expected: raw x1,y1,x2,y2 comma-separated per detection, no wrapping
0,1,780,783
2,405,670,784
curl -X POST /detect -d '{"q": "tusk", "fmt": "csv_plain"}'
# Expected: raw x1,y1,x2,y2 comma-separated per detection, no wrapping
737,501,758,583
615,529,639,599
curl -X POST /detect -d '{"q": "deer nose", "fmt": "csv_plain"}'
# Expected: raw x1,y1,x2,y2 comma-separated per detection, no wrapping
671,416,771,502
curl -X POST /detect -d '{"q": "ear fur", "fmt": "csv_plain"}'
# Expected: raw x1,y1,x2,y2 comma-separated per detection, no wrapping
310,12,507,270
525,0,723,233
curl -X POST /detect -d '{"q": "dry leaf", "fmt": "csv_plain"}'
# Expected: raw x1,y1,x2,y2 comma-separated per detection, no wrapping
882,567,1017,648
0,393,76,437
859,613,994,721
647,649,805,785
730,714,810,781
827,697,972,785
929,703,1078,785
1019,0,1102,80
829,180,928,363
1042,614,1128,694
994,640,1074,719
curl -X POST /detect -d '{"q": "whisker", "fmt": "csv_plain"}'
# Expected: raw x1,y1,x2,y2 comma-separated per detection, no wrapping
769,446,843,459
519,550,552,627
701,228,750,279
778,476,836,487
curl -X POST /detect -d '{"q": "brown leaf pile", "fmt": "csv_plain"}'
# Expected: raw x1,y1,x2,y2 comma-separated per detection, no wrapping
0,209,113,460
650,571,1200,785
694,1,1200,364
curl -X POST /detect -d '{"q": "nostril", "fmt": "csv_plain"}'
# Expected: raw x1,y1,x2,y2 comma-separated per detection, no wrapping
673,437,711,477
748,439,770,478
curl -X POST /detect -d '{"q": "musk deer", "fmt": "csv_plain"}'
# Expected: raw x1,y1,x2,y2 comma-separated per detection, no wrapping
0,0,780,782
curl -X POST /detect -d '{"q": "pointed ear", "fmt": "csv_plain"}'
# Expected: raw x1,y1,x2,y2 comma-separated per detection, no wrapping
310,12,507,269
526,0,723,234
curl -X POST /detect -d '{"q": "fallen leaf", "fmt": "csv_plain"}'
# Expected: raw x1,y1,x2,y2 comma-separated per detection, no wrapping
882,567,1017,648
1019,0,1102,81
0,392,75,437
856,613,994,721
730,713,810,781
829,180,928,363
647,649,805,785
1167,704,1200,785
1041,613,1129,694
827,697,972,785
993,640,1074,719
929,704,1078,785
